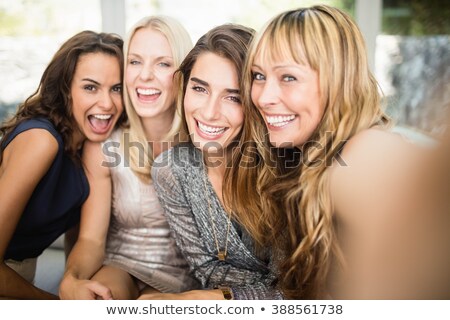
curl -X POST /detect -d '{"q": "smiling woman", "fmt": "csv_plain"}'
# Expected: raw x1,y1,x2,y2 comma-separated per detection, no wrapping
227,5,450,299
148,24,284,300
70,52,123,144
59,16,198,300
184,52,244,153
0,30,124,299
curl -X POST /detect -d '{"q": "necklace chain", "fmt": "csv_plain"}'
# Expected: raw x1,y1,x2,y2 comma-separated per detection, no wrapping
202,161,232,261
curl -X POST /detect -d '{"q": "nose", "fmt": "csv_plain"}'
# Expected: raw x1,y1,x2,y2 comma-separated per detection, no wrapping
253,78,280,110
202,95,222,120
99,91,114,111
139,64,155,81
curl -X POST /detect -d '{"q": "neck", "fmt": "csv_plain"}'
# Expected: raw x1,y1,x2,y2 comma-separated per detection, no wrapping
202,146,235,216
203,147,234,181
70,128,85,153
141,107,175,157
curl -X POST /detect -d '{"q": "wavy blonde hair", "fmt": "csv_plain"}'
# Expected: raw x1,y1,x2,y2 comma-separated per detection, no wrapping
225,5,390,299
122,16,192,182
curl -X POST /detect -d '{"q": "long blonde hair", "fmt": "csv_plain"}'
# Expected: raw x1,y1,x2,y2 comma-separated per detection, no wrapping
122,16,192,182
226,5,390,299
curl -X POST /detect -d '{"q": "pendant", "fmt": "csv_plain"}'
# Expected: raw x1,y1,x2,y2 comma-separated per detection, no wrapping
217,251,226,261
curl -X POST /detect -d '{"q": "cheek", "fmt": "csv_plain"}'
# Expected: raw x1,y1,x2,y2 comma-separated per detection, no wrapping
70,92,86,118
162,72,176,104
70,101,85,129
230,106,244,129
125,68,137,88
113,95,124,112
250,84,259,106
183,93,195,118
161,70,175,89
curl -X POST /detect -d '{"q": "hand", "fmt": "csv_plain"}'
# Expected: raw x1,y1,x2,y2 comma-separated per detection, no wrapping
59,274,113,300
138,289,224,300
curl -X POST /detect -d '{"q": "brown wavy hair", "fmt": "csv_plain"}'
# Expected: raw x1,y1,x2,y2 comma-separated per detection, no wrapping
175,23,255,150
0,30,124,164
225,5,391,299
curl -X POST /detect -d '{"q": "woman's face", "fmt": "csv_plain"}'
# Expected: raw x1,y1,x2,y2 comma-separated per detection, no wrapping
70,52,123,144
125,27,176,119
184,52,244,155
250,53,324,148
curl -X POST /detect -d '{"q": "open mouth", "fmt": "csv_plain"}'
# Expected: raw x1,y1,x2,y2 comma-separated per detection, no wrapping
196,119,227,136
137,88,161,101
265,114,296,127
88,114,113,134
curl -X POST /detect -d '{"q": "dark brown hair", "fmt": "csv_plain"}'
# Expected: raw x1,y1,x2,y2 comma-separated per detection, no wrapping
0,30,124,163
174,23,255,142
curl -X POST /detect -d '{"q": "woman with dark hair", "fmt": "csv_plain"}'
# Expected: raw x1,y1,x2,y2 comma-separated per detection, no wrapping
149,24,283,300
0,30,124,299
60,16,199,300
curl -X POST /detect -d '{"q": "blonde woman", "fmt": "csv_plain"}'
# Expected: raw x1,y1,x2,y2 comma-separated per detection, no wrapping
226,5,449,299
60,16,198,300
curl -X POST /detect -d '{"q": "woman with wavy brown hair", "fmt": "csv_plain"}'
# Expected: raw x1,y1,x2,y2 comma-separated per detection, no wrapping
0,30,124,299
225,5,449,299
149,23,283,300
60,16,198,300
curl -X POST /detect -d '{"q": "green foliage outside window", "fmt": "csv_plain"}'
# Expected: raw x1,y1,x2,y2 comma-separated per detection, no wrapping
383,0,450,35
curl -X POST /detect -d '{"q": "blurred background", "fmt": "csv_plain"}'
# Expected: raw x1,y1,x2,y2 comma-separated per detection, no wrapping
1,0,449,136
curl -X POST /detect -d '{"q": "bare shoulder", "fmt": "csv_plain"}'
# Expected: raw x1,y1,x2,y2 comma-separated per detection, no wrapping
0,129,59,201
2,128,59,169
328,128,427,222
330,128,424,179
342,128,421,164
82,140,110,178
327,128,450,298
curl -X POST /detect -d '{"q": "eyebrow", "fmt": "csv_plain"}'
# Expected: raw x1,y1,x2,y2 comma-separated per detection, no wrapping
81,78,101,85
190,77,240,94
128,53,173,60
190,77,209,87
253,63,308,73
81,78,121,87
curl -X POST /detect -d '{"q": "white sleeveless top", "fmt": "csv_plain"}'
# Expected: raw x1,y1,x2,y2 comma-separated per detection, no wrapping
102,128,199,293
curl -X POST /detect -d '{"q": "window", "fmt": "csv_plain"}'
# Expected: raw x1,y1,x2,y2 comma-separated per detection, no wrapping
0,0,101,121
376,0,449,134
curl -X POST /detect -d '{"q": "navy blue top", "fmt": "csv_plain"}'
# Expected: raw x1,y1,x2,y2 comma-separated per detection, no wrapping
1,118,89,261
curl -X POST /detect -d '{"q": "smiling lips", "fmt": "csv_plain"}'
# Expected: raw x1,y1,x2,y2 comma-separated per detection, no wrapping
196,119,227,137
88,114,113,134
265,114,296,127
137,87,161,102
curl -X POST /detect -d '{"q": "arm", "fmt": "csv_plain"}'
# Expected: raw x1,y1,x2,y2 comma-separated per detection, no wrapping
59,141,113,300
150,158,281,300
0,129,59,299
329,128,450,299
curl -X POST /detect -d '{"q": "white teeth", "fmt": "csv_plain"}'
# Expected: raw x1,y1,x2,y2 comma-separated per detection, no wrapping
137,88,161,95
92,114,112,120
198,121,226,135
266,114,296,127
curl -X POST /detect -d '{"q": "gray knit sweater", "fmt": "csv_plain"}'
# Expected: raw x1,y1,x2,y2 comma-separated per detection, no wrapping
151,143,283,300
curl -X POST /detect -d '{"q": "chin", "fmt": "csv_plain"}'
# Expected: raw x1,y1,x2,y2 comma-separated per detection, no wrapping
87,131,112,143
